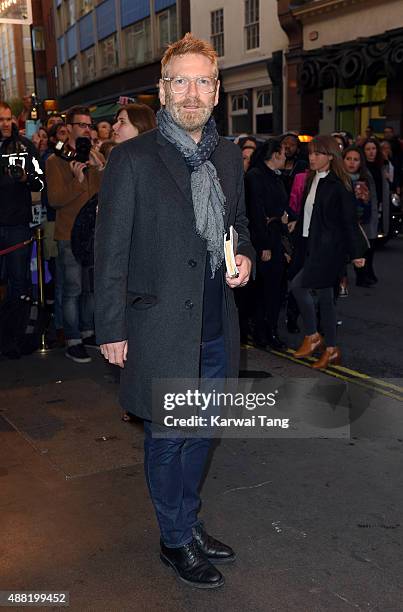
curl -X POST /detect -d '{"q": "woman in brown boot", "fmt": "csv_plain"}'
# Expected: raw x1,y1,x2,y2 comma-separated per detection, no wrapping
289,135,366,369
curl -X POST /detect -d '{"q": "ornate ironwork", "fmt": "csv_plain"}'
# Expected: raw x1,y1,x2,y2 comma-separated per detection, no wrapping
299,27,403,92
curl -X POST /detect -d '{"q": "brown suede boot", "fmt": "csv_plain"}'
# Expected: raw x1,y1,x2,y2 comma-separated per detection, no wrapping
294,333,324,358
312,347,341,370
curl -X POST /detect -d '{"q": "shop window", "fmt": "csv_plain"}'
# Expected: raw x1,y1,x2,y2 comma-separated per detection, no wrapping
158,5,177,52
232,93,248,112
256,88,273,134
100,34,118,74
257,88,272,108
244,0,259,50
211,9,224,57
124,18,151,66
231,93,251,134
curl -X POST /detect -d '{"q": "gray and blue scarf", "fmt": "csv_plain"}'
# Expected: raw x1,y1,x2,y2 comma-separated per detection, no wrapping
157,108,226,277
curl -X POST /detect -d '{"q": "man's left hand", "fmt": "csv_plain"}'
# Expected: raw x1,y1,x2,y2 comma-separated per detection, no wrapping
226,254,252,288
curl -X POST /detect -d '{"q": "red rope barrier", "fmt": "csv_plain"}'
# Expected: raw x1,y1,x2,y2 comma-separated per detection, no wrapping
0,237,34,256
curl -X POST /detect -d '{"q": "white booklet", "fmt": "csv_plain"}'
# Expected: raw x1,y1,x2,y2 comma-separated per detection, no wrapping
224,225,239,279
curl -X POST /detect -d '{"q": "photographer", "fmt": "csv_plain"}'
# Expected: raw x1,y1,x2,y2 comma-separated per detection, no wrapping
46,106,104,363
0,101,44,299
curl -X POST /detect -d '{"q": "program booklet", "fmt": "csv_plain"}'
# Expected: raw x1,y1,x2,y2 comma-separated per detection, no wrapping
224,225,239,279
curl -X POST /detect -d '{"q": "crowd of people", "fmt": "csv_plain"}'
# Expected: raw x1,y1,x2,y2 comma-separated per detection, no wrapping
0,95,402,368
236,126,402,367
0,100,156,361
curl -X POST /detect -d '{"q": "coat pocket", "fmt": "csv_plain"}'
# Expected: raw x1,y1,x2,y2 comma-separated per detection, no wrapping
127,292,158,310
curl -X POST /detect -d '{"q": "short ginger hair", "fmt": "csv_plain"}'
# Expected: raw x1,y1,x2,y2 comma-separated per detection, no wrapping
161,32,218,78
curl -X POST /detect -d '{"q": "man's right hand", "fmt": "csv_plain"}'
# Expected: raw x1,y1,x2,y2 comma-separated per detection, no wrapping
70,160,87,183
100,340,128,368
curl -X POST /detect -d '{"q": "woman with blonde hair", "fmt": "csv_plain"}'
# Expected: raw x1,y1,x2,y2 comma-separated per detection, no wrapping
290,135,366,369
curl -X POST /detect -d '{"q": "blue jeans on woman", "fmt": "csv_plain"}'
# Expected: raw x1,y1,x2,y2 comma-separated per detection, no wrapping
144,335,226,548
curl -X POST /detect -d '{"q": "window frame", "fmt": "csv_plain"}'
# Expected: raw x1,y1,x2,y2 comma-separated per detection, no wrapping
123,17,152,67
244,0,260,51
157,5,177,53
99,33,118,74
69,56,80,89
210,8,224,57
82,45,96,81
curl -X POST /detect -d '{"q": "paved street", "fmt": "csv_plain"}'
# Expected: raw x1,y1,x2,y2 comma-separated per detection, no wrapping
1,237,402,612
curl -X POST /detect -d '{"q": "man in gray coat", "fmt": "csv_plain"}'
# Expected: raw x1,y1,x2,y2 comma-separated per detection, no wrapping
95,33,254,589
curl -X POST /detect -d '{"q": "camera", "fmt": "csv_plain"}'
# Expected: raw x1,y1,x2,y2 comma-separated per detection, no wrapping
0,152,27,181
54,137,92,164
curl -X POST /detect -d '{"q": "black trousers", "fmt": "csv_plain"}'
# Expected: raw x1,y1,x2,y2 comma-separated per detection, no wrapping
254,257,287,341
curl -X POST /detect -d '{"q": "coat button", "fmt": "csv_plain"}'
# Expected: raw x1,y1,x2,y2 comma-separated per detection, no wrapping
184,300,194,309
188,259,197,268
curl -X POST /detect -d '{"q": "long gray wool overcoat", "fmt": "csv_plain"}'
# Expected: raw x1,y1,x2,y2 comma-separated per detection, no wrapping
94,128,255,421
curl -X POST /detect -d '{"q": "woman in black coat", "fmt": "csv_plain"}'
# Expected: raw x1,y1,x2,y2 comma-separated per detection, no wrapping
290,135,366,369
245,139,291,348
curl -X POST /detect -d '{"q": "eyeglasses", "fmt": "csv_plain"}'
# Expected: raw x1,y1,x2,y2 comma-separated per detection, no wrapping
162,76,217,94
69,122,95,130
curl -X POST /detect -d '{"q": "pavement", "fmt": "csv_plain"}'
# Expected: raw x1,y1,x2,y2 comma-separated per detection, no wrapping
1,238,403,612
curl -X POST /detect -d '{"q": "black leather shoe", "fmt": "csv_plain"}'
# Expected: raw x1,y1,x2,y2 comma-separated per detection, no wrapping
160,540,224,589
192,523,236,564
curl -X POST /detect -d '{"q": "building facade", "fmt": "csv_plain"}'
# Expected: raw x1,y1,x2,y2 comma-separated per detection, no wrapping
0,24,35,102
190,0,288,136
54,0,190,113
0,0,57,108
278,0,403,136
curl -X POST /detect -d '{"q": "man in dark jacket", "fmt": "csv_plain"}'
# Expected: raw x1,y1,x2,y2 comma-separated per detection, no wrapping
0,102,44,299
280,132,308,196
95,34,254,589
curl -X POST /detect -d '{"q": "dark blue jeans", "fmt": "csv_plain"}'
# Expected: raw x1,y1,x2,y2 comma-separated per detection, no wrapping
144,335,226,548
0,225,32,299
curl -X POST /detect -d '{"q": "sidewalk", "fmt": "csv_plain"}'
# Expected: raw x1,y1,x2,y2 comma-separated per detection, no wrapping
1,346,402,612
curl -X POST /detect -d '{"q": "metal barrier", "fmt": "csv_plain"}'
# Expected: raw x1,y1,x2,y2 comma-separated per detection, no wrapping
34,226,49,353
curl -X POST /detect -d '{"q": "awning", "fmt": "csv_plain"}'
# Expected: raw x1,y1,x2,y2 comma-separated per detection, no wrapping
89,102,121,121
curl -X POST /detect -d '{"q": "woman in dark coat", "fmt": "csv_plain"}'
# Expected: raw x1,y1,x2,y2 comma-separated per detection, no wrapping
342,146,377,287
245,139,291,348
290,135,366,369
362,138,390,282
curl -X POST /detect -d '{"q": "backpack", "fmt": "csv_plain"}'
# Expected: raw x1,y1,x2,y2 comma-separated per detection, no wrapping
71,194,98,267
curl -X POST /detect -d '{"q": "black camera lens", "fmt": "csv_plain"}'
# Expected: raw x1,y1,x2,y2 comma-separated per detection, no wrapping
75,137,92,163
9,165,24,180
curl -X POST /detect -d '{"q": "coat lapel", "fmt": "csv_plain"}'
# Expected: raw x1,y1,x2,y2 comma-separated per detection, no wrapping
156,130,196,227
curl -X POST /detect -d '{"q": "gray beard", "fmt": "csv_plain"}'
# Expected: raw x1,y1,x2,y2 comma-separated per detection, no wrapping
165,94,214,133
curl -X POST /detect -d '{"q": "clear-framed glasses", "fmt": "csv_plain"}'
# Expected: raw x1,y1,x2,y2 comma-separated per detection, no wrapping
162,76,217,94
